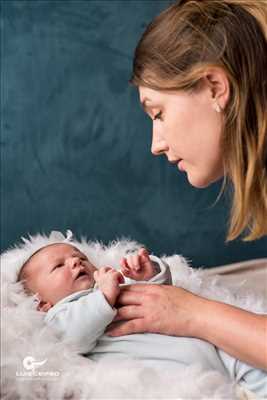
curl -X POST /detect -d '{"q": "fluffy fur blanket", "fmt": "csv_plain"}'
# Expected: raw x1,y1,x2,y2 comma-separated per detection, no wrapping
2,237,266,400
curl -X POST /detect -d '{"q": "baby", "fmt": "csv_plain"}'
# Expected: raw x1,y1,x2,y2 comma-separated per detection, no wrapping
18,242,167,312
17,237,266,397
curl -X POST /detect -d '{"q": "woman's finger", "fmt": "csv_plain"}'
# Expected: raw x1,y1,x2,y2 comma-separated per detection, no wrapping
113,305,142,321
116,290,145,306
106,319,145,336
120,283,157,292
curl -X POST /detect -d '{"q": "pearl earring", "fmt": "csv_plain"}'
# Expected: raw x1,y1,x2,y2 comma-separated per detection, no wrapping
213,101,222,113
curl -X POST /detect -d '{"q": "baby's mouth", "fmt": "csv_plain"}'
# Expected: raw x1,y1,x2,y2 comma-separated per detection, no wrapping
75,271,88,280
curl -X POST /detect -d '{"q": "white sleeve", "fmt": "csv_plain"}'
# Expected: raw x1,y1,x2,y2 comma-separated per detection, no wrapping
122,255,172,285
44,290,116,354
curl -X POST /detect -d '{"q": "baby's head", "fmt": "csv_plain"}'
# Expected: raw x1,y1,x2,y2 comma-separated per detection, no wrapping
18,242,97,312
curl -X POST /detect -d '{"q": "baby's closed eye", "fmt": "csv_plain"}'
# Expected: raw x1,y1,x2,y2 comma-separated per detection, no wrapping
52,264,64,271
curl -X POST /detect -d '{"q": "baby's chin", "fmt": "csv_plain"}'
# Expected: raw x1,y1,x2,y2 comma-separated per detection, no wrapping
73,275,94,291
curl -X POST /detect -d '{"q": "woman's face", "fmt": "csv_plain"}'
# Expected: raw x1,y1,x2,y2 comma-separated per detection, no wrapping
139,85,225,188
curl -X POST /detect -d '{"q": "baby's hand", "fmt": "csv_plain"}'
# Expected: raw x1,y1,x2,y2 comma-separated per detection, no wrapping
93,267,124,307
120,248,157,281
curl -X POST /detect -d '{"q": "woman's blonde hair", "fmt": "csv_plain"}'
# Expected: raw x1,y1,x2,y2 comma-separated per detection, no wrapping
130,0,267,242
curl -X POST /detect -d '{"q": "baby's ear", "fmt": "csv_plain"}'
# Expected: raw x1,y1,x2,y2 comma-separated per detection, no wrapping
36,299,53,312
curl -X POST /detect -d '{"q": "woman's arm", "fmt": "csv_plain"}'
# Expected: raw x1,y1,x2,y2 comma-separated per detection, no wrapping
107,284,267,370
194,297,267,370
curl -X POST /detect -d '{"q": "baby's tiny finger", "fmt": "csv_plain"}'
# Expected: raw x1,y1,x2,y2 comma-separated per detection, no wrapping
120,258,127,268
121,258,130,271
139,248,150,260
99,266,113,274
126,255,134,270
138,247,149,256
133,254,141,271
118,272,125,284
121,268,131,278
108,269,120,277
121,265,130,275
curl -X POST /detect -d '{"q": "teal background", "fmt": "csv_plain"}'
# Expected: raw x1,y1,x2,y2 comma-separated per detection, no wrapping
1,0,266,267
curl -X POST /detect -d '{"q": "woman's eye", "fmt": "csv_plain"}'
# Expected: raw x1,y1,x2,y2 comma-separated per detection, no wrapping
153,111,162,121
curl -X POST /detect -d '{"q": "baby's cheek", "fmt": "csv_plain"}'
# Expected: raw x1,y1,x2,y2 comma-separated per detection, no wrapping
63,272,74,288
53,274,71,293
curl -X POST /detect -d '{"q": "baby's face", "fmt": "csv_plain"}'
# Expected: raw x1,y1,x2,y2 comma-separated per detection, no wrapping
24,243,97,309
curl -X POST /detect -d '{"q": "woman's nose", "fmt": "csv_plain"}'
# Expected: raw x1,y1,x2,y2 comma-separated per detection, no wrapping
151,130,168,156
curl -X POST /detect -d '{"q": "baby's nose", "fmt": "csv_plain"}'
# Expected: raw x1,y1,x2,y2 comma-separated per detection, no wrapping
69,257,81,269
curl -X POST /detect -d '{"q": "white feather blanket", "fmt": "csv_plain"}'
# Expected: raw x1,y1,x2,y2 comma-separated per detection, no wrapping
2,238,266,400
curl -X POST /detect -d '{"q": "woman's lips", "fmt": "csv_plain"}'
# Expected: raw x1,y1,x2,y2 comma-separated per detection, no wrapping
168,158,185,171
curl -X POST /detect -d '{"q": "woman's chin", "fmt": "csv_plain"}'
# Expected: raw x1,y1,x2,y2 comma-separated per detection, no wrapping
187,171,218,188
184,162,224,188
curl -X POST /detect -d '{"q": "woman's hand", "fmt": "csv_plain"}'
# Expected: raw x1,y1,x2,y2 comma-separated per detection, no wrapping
106,284,205,337
106,283,267,370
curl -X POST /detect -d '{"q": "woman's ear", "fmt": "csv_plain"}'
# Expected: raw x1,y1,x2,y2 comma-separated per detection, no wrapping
204,67,230,111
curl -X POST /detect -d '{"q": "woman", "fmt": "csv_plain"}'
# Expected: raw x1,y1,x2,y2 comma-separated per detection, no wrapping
107,0,267,370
